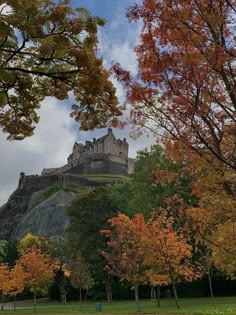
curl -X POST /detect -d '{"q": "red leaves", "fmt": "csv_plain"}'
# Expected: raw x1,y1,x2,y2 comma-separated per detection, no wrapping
115,0,235,173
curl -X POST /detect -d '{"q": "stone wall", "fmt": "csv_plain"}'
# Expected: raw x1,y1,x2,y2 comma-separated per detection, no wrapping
67,160,128,176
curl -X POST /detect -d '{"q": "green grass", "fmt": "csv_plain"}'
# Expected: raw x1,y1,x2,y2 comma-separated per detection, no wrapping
2,297,236,314
80,174,131,182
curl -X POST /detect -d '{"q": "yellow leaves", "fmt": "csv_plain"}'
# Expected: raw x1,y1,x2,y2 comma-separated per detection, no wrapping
210,222,236,279
18,233,48,254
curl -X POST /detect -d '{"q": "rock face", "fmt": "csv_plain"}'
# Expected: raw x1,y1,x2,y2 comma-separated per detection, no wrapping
0,173,103,240
15,189,75,239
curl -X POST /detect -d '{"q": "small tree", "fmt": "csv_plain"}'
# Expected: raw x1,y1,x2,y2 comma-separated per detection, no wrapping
146,212,203,309
19,247,54,312
0,263,9,310
70,251,94,306
5,262,25,311
101,214,149,311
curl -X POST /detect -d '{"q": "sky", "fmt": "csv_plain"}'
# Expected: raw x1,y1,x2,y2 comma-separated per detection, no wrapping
0,0,156,206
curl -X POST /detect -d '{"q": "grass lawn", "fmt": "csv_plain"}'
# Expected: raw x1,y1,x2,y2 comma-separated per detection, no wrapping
1,297,236,314
79,174,131,182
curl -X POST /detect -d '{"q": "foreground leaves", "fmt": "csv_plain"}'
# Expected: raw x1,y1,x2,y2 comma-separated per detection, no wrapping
0,0,121,139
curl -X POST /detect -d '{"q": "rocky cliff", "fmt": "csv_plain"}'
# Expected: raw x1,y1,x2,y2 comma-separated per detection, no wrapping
15,189,75,239
0,174,98,239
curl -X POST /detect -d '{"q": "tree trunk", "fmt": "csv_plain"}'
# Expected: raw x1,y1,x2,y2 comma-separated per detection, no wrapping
1,295,5,311
105,275,112,302
33,291,37,313
172,283,180,309
157,285,160,307
84,289,88,302
208,265,216,309
79,287,82,308
151,286,156,301
57,279,67,304
134,283,141,312
14,295,16,312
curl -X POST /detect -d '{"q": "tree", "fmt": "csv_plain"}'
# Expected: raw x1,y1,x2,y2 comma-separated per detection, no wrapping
4,262,25,311
66,186,119,301
101,214,149,311
129,145,198,218
70,251,94,306
146,212,203,309
208,222,236,279
113,0,236,273
18,233,49,254
0,263,9,310
19,246,54,312
113,0,235,172
0,0,121,140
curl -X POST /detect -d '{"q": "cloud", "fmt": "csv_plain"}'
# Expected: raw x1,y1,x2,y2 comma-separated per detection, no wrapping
0,4,12,14
0,98,76,206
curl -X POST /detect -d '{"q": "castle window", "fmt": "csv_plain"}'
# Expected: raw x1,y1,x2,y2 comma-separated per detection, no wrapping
119,152,122,155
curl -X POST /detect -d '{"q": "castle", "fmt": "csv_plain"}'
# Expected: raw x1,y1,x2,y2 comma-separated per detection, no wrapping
41,128,134,176
0,129,135,239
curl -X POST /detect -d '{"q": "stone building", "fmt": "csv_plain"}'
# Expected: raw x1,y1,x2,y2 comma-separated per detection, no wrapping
42,128,135,176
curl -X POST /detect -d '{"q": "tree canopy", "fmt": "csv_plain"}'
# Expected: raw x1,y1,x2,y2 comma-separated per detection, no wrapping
113,0,235,171
0,0,121,140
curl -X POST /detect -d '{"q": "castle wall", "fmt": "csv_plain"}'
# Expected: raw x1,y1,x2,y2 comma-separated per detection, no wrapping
67,159,128,176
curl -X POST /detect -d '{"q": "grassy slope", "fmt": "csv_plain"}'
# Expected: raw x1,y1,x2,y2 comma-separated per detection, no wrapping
79,174,131,182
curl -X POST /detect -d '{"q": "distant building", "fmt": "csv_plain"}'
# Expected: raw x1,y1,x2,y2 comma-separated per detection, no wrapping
42,128,135,176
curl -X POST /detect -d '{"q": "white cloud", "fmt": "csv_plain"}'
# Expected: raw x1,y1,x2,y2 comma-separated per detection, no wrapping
0,4,12,15
0,98,76,206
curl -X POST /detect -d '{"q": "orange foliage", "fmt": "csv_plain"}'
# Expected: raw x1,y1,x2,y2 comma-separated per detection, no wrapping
101,214,149,286
19,247,54,295
113,0,235,172
0,263,9,295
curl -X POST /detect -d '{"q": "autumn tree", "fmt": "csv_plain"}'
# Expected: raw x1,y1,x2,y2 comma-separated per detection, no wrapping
114,0,235,171
0,0,121,140
18,233,49,254
146,212,203,309
19,247,54,312
113,0,236,273
19,234,70,304
70,251,94,305
0,263,9,310
101,214,149,311
4,262,25,311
